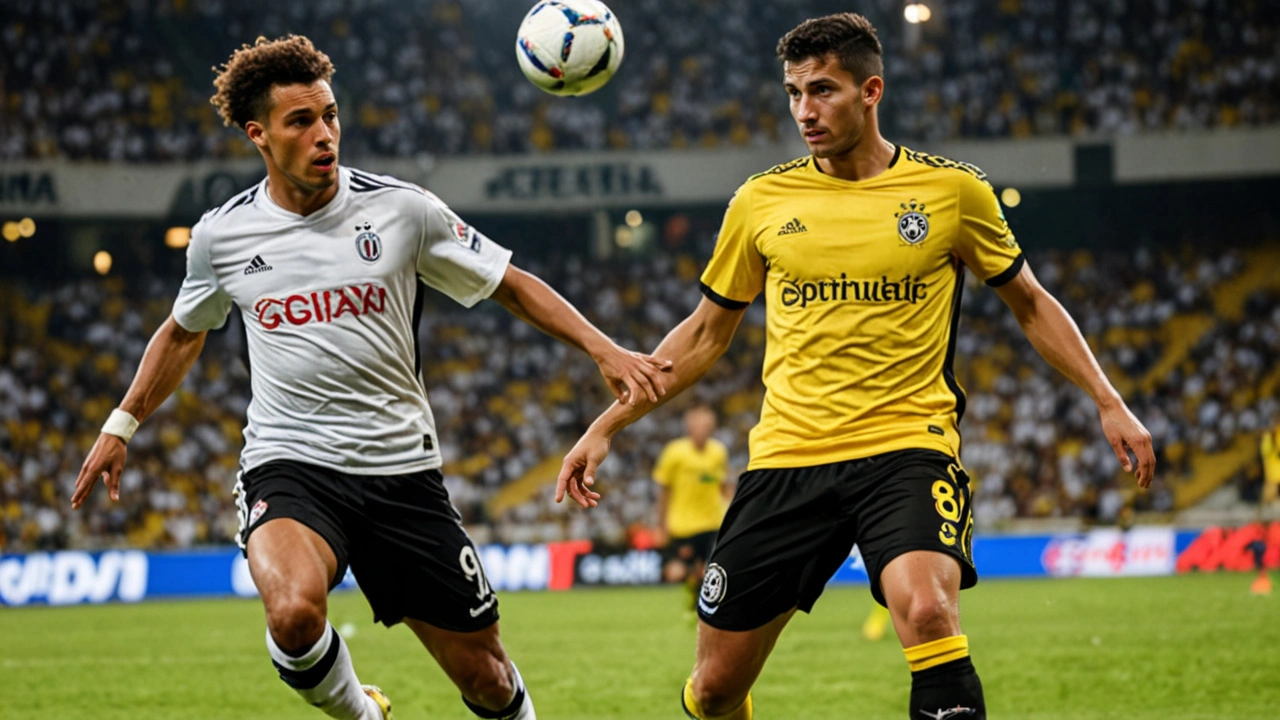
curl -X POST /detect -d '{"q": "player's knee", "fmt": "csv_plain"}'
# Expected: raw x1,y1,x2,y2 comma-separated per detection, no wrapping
264,594,327,653
692,672,748,716
902,592,959,641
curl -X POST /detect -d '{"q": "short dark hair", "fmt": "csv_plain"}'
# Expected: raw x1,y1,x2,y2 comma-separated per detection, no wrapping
776,13,884,84
210,35,335,129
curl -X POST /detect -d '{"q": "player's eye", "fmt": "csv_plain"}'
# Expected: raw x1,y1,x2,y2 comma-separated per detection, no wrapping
324,112,337,122
292,117,309,126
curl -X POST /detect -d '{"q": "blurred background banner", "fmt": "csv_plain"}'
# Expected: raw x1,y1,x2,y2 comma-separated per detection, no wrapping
13,525,1279,607
5,129,1280,219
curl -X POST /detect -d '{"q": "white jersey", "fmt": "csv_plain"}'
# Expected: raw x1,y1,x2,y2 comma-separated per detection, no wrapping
172,166,512,474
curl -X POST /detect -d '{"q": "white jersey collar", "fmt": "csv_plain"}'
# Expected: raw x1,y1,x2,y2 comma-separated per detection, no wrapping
256,167,351,222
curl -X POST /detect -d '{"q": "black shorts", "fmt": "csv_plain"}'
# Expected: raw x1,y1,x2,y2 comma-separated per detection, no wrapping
668,530,717,566
234,460,498,632
697,449,977,631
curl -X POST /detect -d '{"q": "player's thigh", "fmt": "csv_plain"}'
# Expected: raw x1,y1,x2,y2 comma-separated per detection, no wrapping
693,610,795,698
237,461,355,601
698,466,849,630
348,469,499,631
247,518,338,610
851,449,977,608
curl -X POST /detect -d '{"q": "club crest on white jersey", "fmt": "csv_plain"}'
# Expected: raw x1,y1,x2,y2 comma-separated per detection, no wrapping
355,222,382,262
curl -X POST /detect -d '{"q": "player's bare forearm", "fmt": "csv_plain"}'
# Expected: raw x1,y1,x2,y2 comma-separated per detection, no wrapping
994,265,1119,408
491,264,673,404
996,263,1155,485
592,297,746,439
557,297,745,508
72,315,206,509
490,264,615,359
119,315,208,422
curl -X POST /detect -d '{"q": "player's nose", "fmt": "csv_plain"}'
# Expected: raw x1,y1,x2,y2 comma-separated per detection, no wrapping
794,96,818,122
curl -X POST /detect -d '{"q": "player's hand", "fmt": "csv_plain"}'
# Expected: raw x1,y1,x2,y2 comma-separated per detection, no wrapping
557,432,610,509
71,433,128,509
594,344,672,406
1098,400,1155,489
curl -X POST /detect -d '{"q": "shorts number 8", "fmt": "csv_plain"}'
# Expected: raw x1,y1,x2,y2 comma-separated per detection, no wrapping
931,478,962,522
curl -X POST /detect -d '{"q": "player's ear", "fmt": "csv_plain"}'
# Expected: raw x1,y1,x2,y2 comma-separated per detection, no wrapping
245,120,269,150
862,75,884,108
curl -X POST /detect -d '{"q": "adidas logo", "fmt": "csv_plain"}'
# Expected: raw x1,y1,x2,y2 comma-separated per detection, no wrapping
243,255,273,275
777,218,808,235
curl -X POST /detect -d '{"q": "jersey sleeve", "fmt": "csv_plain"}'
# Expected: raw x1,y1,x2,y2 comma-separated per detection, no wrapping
416,193,513,308
171,221,233,332
953,173,1024,287
652,442,676,486
699,184,765,308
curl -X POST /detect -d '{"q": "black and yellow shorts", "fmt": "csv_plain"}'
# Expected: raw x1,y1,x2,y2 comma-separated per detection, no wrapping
696,449,977,631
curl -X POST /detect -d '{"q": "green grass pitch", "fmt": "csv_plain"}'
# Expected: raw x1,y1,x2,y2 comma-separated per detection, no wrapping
1,573,1276,719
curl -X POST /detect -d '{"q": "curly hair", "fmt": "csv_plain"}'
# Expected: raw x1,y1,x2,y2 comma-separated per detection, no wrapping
210,35,335,129
776,13,884,84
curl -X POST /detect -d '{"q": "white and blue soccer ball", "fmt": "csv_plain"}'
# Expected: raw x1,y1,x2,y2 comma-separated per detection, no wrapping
516,0,624,97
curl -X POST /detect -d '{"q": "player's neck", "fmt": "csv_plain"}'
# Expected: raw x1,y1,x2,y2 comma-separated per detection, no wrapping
265,168,340,217
814,132,895,183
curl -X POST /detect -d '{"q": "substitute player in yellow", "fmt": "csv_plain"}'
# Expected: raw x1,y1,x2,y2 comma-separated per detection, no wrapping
653,405,732,613
1252,420,1280,595
557,12,1155,720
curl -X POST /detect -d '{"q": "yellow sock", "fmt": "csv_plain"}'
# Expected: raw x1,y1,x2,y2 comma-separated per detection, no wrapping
681,678,753,720
903,634,970,673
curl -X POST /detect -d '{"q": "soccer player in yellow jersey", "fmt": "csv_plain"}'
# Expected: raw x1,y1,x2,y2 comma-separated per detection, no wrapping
653,405,732,611
1262,421,1280,507
557,13,1155,720
1252,421,1280,595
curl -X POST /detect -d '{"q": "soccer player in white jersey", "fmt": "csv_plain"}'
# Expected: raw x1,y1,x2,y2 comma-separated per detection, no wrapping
71,36,670,720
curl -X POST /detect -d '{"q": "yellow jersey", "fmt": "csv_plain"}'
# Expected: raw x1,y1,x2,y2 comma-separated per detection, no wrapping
653,437,729,537
1263,425,1280,492
700,146,1023,470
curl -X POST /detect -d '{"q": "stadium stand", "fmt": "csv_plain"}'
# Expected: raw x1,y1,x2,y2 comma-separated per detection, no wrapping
2,0,1276,161
4,243,1276,551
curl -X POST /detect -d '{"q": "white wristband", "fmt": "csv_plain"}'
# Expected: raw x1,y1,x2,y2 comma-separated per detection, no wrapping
102,409,140,443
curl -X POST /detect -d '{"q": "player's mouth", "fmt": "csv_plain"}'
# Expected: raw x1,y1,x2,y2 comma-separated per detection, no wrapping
312,154,336,172
803,128,828,143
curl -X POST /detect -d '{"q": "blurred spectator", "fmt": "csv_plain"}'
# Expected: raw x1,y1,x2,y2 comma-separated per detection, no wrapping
2,0,1277,162
2,241,1275,551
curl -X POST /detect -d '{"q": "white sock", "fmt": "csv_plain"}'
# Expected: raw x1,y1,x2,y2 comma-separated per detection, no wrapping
266,624,380,720
508,663,536,720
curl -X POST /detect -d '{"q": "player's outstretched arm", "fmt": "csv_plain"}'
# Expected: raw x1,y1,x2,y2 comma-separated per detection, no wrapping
71,316,207,509
557,297,747,508
489,264,672,405
994,263,1156,487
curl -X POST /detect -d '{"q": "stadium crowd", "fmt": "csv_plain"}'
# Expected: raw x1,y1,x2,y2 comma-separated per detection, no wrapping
3,241,1276,551
2,0,1277,162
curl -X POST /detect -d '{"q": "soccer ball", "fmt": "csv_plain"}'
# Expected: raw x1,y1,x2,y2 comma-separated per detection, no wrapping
516,0,624,97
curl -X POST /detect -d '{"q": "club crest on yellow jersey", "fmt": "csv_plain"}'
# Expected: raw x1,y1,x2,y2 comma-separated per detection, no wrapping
895,198,931,247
